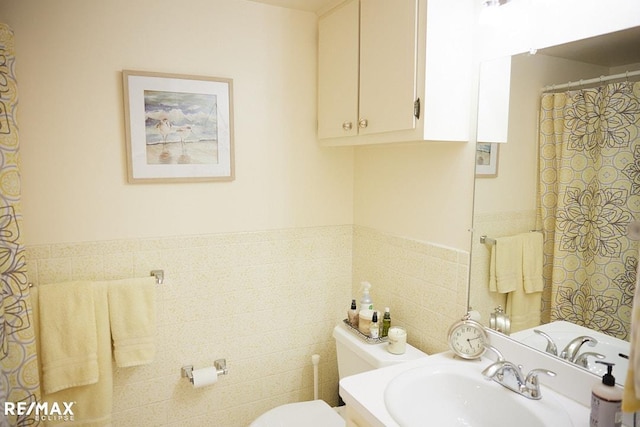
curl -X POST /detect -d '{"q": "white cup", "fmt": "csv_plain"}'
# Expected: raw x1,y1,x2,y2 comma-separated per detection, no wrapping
387,326,407,354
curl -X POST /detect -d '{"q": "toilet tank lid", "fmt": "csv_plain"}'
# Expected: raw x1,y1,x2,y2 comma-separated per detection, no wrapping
333,324,428,367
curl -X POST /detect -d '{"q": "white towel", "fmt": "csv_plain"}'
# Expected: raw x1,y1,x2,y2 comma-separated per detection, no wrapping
37,281,99,394
489,235,522,293
37,281,114,426
522,232,544,293
108,277,156,367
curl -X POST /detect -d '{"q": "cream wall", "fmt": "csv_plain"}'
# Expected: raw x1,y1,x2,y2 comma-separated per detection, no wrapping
3,0,354,246
353,142,476,251
2,0,475,425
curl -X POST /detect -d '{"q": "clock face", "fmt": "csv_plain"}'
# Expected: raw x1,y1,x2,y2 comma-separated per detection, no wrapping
448,320,488,359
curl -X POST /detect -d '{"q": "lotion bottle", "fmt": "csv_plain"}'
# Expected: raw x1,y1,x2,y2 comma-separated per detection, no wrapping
381,307,391,337
347,299,359,328
369,311,379,339
590,361,622,427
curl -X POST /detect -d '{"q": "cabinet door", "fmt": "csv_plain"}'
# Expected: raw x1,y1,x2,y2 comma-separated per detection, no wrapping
359,0,418,135
317,0,360,139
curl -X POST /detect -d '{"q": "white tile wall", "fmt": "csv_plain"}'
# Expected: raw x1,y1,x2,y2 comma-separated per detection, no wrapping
26,224,469,426
352,226,470,355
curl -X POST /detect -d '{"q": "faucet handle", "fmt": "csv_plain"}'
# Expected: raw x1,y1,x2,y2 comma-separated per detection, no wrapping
525,368,556,399
533,329,558,356
484,344,505,362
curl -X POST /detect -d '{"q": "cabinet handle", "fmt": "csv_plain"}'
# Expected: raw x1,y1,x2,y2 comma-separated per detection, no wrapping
358,119,368,129
342,121,353,131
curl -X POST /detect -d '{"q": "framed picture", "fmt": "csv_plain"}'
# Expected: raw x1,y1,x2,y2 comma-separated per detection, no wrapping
475,142,499,178
123,70,234,183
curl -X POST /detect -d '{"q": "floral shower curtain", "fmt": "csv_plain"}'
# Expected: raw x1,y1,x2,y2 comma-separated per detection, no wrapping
538,80,640,341
0,24,40,426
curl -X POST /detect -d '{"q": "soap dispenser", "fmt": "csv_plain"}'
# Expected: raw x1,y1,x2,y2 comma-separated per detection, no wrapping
590,361,622,427
369,311,379,339
360,282,373,311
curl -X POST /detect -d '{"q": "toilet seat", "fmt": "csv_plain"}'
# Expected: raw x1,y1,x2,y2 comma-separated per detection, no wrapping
249,400,345,427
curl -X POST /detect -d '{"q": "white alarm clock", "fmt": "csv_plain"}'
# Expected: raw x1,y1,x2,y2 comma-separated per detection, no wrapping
447,316,488,360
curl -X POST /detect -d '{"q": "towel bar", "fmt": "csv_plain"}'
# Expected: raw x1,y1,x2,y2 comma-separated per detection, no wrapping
150,270,164,285
480,235,496,245
480,230,543,245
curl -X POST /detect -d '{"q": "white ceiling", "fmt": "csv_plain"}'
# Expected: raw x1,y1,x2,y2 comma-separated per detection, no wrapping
246,0,338,14
248,0,640,68
540,26,640,68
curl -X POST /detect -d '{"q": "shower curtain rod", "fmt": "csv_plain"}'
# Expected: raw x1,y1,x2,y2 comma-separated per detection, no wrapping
542,69,640,93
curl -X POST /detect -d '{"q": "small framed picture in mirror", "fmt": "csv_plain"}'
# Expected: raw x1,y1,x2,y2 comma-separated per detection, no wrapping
475,142,499,178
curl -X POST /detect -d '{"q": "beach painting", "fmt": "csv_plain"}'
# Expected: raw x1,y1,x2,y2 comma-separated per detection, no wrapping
475,142,499,178
124,71,234,183
144,90,218,166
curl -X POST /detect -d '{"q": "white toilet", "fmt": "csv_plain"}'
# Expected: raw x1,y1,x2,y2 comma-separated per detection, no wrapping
249,322,429,427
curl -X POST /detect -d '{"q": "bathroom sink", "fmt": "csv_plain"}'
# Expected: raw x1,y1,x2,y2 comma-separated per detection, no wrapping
384,362,573,427
511,321,629,379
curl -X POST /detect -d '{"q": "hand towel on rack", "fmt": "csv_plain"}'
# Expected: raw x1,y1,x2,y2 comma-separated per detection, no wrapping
39,281,115,426
488,235,522,293
108,277,157,367
623,248,640,411
522,231,544,293
37,281,99,395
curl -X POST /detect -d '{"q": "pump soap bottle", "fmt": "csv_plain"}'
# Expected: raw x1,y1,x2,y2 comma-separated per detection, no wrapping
369,311,379,339
590,361,622,427
347,299,359,328
360,282,373,311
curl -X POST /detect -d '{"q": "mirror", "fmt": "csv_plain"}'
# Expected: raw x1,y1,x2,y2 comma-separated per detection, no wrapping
469,26,640,383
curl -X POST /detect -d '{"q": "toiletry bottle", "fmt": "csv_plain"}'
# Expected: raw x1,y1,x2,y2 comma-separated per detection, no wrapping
347,299,359,328
590,361,622,427
360,282,373,311
369,311,380,339
381,307,391,337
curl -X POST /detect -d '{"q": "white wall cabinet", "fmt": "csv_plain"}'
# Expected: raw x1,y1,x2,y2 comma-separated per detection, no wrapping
318,0,476,146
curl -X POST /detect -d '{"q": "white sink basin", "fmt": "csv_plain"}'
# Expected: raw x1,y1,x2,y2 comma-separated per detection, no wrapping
384,362,574,427
511,321,629,381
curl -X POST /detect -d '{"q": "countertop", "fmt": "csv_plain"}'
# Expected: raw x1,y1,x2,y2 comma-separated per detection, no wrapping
339,351,593,427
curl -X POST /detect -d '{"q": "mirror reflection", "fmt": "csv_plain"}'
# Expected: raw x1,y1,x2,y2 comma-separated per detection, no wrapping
470,26,640,383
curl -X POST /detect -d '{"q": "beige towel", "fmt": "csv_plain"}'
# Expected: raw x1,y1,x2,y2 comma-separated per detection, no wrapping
489,235,522,293
506,285,542,333
623,248,640,412
37,281,99,395
37,281,114,426
108,277,156,367
522,232,544,293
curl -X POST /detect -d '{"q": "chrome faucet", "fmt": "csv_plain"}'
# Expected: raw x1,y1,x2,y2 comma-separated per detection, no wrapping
534,329,558,356
482,360,556,400
533,331,599,366
574,351,605,368
560,336,598,362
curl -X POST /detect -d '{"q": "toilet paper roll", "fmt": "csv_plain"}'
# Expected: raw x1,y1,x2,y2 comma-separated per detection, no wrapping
191,366,218,388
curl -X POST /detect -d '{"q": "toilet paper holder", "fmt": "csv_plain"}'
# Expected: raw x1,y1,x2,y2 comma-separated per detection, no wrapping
181,359,229,384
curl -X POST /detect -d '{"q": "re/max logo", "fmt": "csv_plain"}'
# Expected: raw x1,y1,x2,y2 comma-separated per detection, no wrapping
4,401,75,417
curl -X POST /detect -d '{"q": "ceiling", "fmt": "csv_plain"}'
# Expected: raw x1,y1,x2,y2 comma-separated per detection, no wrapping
539,26,640,67
246,0,338,14
248,0,640,67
